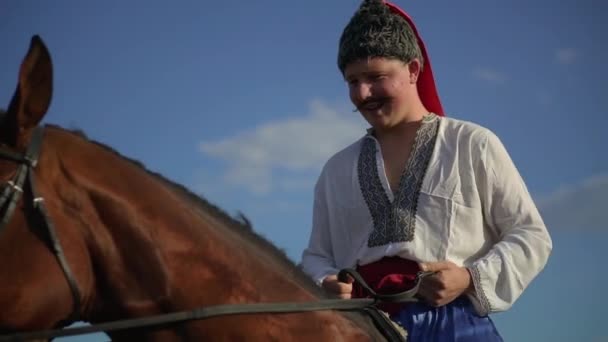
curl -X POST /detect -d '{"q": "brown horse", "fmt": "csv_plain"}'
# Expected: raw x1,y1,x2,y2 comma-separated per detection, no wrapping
0,36,400,341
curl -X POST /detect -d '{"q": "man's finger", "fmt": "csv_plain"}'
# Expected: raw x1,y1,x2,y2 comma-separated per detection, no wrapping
419,261,453,272
420,272,444,291
325,280,352,294
337,282,353,294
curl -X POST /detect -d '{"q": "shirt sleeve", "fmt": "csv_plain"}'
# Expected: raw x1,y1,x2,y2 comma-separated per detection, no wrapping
466,130,553,316
300,172,340,286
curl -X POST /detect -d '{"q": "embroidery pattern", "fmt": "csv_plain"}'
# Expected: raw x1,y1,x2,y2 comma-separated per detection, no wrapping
468,265,492,315
358,114,440,247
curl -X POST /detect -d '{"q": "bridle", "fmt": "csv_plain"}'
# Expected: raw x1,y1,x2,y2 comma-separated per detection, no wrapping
0,126,432,342
0,126,82,322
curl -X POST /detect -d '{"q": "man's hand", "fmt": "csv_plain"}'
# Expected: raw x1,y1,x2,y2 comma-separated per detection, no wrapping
417,261,473,307
322,274,354,299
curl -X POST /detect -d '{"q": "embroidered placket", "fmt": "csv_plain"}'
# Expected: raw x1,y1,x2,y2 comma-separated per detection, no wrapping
358,115,440,247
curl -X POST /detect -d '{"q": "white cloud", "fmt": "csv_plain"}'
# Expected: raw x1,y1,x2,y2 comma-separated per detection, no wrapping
555,48,580,65
472,67,508,84
199,100,366,195
537,173,608,231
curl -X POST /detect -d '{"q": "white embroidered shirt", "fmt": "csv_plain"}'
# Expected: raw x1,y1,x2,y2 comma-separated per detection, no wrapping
300,115,552,316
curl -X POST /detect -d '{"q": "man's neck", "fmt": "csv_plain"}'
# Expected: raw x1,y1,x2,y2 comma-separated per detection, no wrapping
374,108,428,144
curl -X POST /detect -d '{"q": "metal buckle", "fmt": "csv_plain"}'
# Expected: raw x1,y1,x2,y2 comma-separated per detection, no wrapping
24,156,38,168
33,197,44,208
7,181,23,193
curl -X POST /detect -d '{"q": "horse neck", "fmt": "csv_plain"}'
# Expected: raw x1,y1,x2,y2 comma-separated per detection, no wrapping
46,128,319,315
45,128,387,341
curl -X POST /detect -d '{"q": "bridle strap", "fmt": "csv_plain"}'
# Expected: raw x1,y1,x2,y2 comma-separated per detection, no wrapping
0,148,30,165
0,128,42,233
28,164,82,323
0,126,82,324
0,163,29,234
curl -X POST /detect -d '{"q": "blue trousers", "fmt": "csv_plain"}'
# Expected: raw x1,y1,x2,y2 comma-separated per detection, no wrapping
391,297,503,342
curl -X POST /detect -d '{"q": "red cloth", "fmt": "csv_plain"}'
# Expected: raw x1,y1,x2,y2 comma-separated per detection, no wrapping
384,1,445,117
351,257,421,315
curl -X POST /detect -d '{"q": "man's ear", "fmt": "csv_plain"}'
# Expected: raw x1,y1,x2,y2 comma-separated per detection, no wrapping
408,58,422,84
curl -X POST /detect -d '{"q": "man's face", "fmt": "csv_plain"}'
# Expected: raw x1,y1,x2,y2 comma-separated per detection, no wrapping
344,57,418,131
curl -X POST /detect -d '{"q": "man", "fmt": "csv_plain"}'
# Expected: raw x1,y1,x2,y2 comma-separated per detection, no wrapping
300,1,552,340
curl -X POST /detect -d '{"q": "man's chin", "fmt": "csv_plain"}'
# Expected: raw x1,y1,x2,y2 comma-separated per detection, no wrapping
362,109,388,122
365,117,395,132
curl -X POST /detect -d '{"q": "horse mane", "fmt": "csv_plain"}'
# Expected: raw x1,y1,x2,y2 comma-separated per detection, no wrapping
45,124,327,298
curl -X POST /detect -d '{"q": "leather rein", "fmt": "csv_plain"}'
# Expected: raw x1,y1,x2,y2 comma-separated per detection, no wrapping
0,126,432,342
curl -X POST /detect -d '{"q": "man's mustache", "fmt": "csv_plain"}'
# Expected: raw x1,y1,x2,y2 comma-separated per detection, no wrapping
353,97,391,112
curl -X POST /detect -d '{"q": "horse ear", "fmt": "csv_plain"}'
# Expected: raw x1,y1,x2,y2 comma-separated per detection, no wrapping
0,35,53,147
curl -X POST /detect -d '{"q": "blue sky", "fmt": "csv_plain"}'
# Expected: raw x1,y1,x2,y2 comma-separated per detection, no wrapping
1,1,606,341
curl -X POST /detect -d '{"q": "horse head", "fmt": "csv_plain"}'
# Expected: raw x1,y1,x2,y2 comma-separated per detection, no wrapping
0,35,87,336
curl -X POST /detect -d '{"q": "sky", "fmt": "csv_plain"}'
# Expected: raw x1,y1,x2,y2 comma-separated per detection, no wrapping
1,0,607,341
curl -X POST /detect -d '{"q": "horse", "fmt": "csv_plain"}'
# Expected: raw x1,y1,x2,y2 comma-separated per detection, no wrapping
0,36,406,341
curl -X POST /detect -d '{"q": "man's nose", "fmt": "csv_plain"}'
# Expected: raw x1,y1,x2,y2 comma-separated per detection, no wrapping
351,82,372,103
